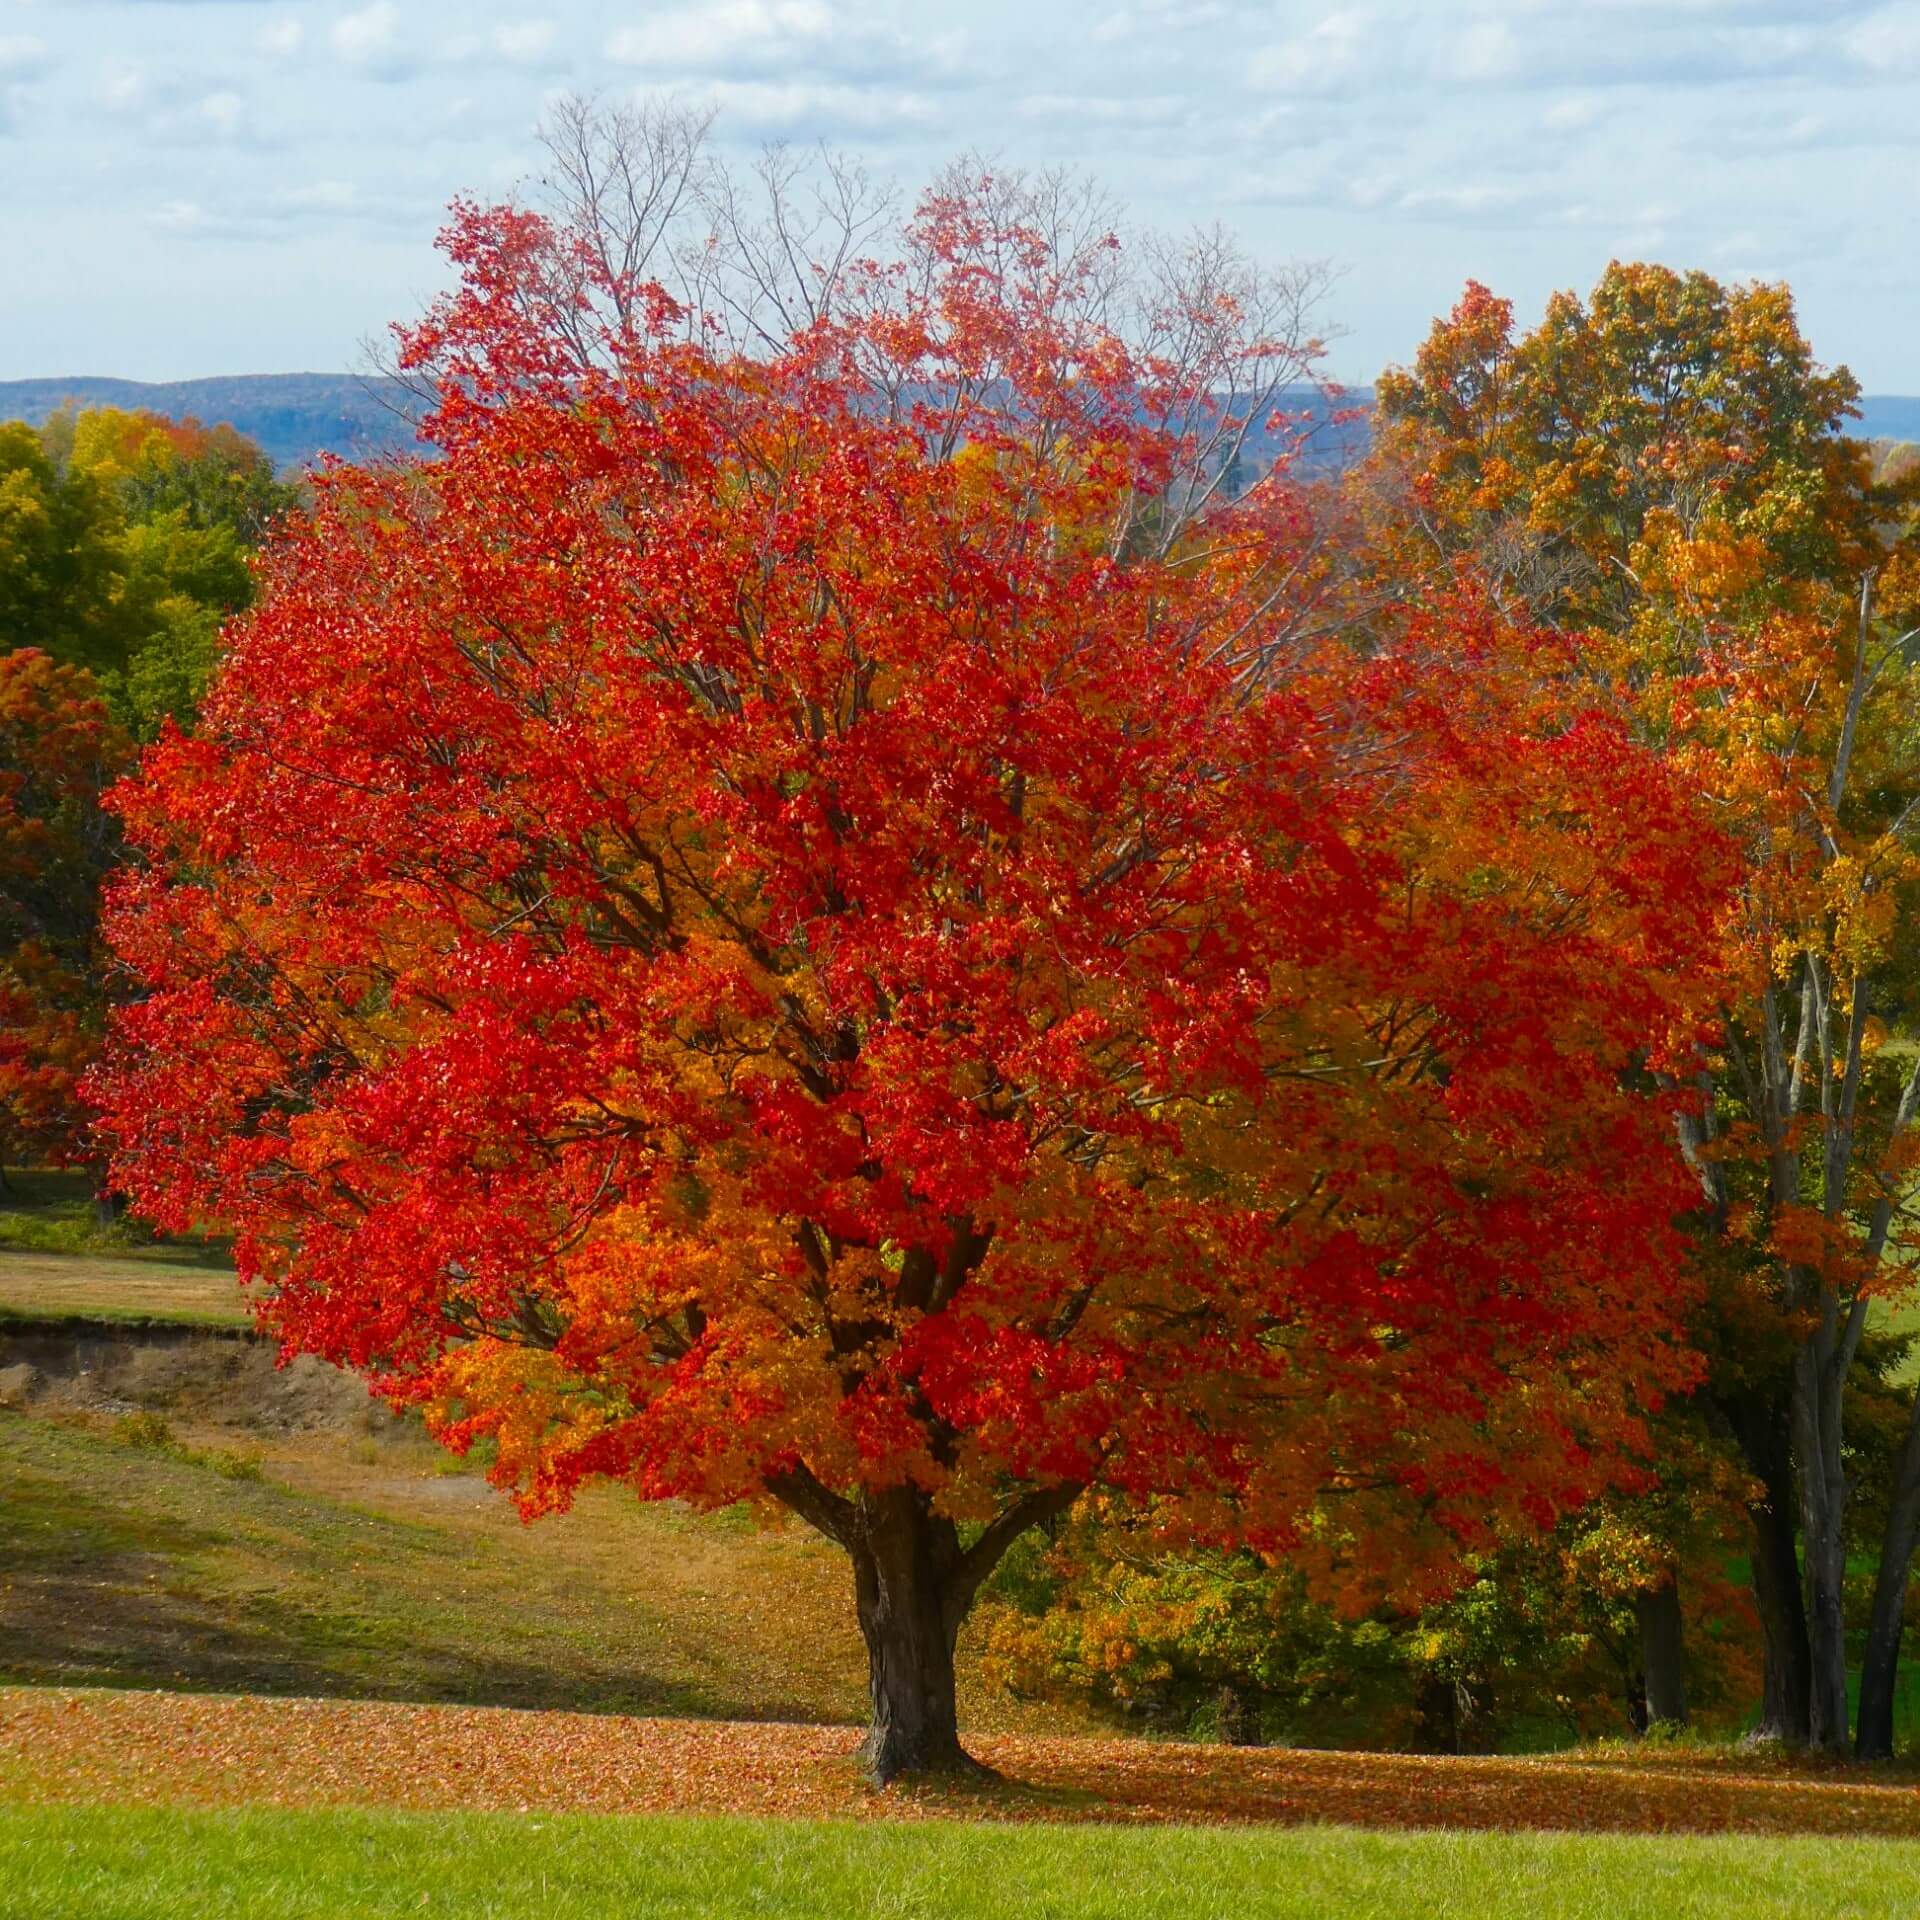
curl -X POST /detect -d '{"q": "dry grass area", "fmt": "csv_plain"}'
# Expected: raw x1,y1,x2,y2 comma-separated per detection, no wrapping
4,1687,1919,1837
0,1250,247,1327
0,1361,1076,1734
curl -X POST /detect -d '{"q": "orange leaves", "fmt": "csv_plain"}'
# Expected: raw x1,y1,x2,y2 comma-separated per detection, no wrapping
6,1688,1918,1835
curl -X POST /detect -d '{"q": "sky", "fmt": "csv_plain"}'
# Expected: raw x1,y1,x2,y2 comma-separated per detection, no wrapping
2,0,1916,389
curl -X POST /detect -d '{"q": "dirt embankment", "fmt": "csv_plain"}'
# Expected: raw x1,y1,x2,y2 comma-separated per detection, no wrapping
0,1320,374,1432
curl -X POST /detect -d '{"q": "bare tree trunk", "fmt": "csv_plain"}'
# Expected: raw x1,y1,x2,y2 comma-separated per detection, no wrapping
1749,1467,1815,1744
1635,1576,1688,1729
1857,1396,1920,1760
1411,1673,1457,1753
1793,1334,1853,1754
1724,1391,1813,1744
1215,1683,1262,1747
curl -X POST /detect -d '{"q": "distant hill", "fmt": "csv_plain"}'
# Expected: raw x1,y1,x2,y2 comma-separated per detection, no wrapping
3,372,1917,478
0,374,424,474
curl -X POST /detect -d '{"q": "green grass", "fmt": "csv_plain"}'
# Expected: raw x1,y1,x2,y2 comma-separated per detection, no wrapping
4,1805,1920,1919
0,1294,248,1333
1878,1287,1920,1390
0,1168,231,1267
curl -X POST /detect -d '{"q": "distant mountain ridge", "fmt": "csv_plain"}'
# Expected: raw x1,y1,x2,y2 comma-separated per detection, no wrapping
0,374,424,473
5,373,1919,477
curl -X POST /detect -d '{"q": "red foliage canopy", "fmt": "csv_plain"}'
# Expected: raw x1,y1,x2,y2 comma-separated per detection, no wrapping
91,187,1726,1619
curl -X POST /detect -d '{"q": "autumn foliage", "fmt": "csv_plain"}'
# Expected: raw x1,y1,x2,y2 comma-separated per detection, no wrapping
1376,261,1920,1758
91,181,1730,1778
0,650,130,1172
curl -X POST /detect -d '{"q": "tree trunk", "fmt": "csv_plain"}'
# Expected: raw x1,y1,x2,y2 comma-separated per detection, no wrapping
1856,1395,1920,1761
756,1474,1082,1789
1635,1576,1688,1729
1722,1386,1812,1744
1748,1476,1814,1744
1793,1337,1853,1754
1215,1683,1262,1747
850,1488,971,1784
1410,1673,1457,1754
760,1470,1081,1788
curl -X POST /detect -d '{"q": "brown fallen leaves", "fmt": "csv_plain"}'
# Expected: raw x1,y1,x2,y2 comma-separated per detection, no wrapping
4,1689,1919,1836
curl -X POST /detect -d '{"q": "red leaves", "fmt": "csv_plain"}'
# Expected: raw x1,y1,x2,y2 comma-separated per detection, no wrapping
0,650,132,1169
89,180,1730,1603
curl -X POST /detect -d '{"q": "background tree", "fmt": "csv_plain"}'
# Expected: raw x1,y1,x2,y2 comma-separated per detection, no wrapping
93,157,1727,1783
1,407,292,737
1377,262,1920,1756
0,407,285,1191
0,650,131,1175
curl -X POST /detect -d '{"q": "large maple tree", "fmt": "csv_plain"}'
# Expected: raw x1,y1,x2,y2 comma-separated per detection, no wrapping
92,170,1725,1779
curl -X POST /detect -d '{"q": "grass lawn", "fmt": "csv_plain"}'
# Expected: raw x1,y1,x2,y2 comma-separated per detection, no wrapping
0,1167,242,1328
5,1805,1920,1920
0,1251,248,1329
0,1409,882,1724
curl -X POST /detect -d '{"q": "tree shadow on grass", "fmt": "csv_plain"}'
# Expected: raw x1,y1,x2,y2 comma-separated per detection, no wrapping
0,1413,862,1727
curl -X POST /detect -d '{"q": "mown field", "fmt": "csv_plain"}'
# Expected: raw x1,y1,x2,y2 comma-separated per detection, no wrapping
7,1806,1920,1920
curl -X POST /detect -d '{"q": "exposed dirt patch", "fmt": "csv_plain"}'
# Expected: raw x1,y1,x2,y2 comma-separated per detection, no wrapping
0,1323,373,1432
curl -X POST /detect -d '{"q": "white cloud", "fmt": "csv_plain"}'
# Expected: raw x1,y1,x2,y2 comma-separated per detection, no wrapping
1847,3,1920,68
198,89,244,136
1019,91,1189,127
0,33,47,75
607,1,833,71
1398,181,1530,218
284,180,358,212
1091,0,1227,42
698,77,932,135
99,68,145,113
1250,9,1374,95
493,19,557,64
1444,19,1522,82
1543,95,1600,129
259,20,304,60
332,1,401,67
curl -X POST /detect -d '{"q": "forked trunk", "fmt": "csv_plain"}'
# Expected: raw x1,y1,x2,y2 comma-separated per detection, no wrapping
1856,1398,1920,1761
766,1463,1081,1787
851,1489,971,1784
1635,1576,1688,1729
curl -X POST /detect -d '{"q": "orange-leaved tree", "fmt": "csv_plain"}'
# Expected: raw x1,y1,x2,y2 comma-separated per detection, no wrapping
92,162,1727,1780
1377,262,1920,1757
